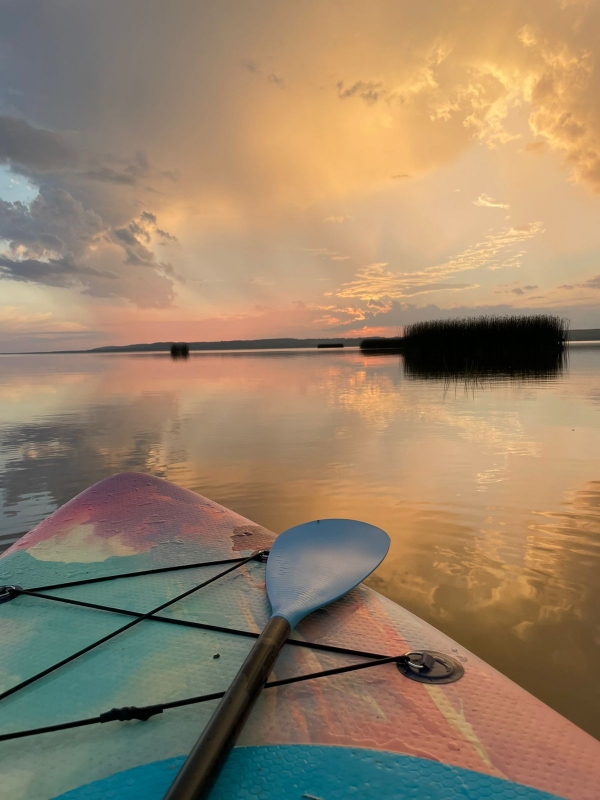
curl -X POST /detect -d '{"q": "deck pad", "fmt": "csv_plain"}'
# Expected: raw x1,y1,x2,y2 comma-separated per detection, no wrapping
1,473,598,799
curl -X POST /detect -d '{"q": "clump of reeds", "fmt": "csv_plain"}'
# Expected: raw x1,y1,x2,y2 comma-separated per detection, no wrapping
361,315,569,380
170,342,190,358
404,314,566,352
402,314,567,369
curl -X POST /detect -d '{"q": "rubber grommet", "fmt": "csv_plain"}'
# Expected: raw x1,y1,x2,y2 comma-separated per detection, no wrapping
397,650,465,684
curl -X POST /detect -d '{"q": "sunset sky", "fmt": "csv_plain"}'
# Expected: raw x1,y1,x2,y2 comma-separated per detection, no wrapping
1,0,600,351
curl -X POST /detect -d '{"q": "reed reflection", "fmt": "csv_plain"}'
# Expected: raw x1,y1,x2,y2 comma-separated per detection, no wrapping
402,348,567,383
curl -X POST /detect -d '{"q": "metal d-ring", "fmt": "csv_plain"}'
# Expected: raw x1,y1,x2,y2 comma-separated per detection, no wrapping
406,651,436,671
0,585,22,604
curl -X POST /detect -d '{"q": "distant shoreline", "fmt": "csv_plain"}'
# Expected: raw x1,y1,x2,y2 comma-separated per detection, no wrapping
1,330,598,355
567,329,600,341
1,337,363,355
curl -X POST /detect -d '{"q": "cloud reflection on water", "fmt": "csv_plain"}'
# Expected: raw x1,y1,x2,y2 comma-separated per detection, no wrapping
371,478,600,737
1,349,600,738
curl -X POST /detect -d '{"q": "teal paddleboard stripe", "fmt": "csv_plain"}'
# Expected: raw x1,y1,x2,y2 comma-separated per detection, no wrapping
53,745,565,799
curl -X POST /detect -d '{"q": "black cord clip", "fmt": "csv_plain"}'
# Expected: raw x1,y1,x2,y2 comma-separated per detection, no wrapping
99,705,163,723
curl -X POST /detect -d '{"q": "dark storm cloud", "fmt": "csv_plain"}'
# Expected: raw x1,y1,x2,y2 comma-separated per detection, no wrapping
0,114,155,191
82,151,151,186
121,245,155,266
112,213,178,265
0,113,179,306
82,167,138,185
0,115,78,173
0,254,117,288
0,186,179,305
156,228,178,243
160,170,180,183
0,189,104,258
336,80,389,104
113,226,143,247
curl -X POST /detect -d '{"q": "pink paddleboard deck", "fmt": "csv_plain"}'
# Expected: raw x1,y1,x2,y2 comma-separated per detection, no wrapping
0,473,598,799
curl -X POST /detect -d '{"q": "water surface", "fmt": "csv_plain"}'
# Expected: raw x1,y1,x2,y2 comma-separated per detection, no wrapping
1,347,599,739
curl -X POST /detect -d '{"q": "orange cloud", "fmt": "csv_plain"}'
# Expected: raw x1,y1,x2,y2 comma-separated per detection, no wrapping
474,193,511,209
335,223,544,305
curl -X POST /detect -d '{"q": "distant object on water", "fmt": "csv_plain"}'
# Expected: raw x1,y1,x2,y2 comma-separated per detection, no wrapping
361,315,568,379
360,337,404,352
317,343,344,348
170,342,189,359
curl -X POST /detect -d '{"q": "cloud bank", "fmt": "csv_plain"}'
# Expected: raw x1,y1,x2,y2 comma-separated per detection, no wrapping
0,116,178,308
1,0,600,347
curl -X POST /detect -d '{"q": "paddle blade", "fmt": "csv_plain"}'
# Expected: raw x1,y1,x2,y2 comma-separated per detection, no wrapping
266,519,390,628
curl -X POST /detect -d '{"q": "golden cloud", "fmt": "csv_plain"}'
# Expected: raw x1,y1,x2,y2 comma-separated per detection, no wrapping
335,223,544,303
474,193,511,209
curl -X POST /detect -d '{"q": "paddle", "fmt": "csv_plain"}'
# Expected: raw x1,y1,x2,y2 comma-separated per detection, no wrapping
163,518,390,800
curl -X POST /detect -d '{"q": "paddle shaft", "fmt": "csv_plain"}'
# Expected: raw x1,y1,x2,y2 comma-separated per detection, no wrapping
164,615,291,800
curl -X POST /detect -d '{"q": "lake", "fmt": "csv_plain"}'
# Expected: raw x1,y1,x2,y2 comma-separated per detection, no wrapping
1,346,599,740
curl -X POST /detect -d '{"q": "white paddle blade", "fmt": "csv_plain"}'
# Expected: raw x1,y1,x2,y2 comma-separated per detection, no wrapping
266,518,390,628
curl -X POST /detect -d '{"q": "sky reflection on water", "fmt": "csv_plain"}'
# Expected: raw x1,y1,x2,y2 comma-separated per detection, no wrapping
1,346,600,738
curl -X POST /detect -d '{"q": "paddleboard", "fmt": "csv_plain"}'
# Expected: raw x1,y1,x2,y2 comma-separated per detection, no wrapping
1,472,598,799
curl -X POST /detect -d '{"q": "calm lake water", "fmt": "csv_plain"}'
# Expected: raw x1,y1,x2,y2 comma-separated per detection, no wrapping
1,346,600,739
